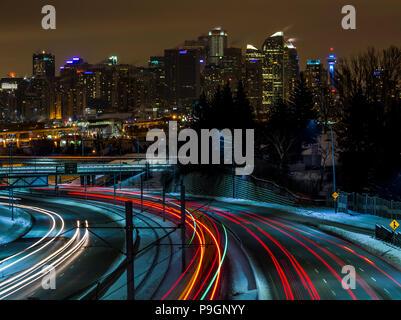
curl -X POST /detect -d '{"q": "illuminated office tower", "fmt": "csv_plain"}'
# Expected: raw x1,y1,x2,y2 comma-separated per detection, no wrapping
149,56,168,109
305,59,328,104
245,44,264,118
33,51,55,78
285,42,300,102
262,31,298,110
326,48,337,91
208,27,228,65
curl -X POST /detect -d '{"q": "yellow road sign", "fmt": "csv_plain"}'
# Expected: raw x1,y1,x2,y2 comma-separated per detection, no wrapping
390,220,400,231
332,192,339,199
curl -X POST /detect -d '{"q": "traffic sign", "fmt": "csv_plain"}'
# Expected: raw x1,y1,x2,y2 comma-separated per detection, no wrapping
332,192,339,199
64,163,78,174
390,220,399,231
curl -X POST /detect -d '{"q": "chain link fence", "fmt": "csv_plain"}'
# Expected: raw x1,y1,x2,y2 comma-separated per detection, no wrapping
338,192,401,218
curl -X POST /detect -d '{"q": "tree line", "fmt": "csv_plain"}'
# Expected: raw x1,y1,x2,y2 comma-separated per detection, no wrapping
191,46,401,199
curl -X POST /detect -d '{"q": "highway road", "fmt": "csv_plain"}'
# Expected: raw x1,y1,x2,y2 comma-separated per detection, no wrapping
189,200,401,300
0,197,126,300
54,187,229,300
4,186,401,300
0,190,229,300
52,186,401,300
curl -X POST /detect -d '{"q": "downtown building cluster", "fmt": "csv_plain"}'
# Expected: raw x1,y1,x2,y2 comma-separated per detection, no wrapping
0,28,334,124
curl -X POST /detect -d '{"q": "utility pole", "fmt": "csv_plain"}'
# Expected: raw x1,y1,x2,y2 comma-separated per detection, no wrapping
162,181,166,222
125,201,135,300
180,183,186,273
113,175,116,200
81,136,84,157
330,124,337,213
232,167,236,199
119,147,122,190
9,143,14,221
84,175,87,200
55,169,58,196
140,174,144,212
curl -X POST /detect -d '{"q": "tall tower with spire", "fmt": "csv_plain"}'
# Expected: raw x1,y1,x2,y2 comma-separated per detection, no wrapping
326,48,337,91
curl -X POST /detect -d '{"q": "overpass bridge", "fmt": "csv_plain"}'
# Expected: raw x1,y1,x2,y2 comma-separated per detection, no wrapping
0,162,173,176
0,161,174,189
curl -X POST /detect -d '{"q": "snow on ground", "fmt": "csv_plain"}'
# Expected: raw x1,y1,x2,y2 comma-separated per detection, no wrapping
171,193,391,231
319,225,401,267
0,204,32,245
285,207,392,231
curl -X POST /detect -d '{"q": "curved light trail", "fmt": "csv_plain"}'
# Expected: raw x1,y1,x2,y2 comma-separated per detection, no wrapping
35,184,401,300
59,186,227,300
0,221,88,300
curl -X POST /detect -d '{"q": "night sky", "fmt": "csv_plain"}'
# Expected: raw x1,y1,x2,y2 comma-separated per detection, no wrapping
0,0,400,77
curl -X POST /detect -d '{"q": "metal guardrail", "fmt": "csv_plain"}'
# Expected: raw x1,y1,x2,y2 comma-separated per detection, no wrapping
375,224,394,243
375,224,401,247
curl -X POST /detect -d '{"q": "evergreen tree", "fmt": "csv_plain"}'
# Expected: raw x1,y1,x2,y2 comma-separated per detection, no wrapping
233,80,255,129
261,74,316,172
335,46,401,195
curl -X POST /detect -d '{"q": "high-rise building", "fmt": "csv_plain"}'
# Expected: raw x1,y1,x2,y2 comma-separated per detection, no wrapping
305,59,328,104
58,56,138,118
164,48,201,108
262,31,286,108
184,35,208,62
222,47,243,91
285,42,300,102
245,44,264,118
33,51,55,78
0,75,28,122
201,64,225,101
208,27,228,65
149,56,168,110
261,31,299,110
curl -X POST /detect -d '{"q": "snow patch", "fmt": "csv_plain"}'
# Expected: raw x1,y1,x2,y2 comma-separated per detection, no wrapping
0,204,32,245
319,225,401,267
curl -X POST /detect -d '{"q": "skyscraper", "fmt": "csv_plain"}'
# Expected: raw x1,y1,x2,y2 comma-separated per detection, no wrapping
149,56,168,110
245,44,264,118
262,31,286,109
305,59,328,104
285,42,300,102
164,48,201,108
222,47,243,90
33,51,55,78
208,27,228,65
261,31,300,111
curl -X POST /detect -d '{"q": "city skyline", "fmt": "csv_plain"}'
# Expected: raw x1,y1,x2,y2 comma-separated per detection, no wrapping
1,0,400,77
